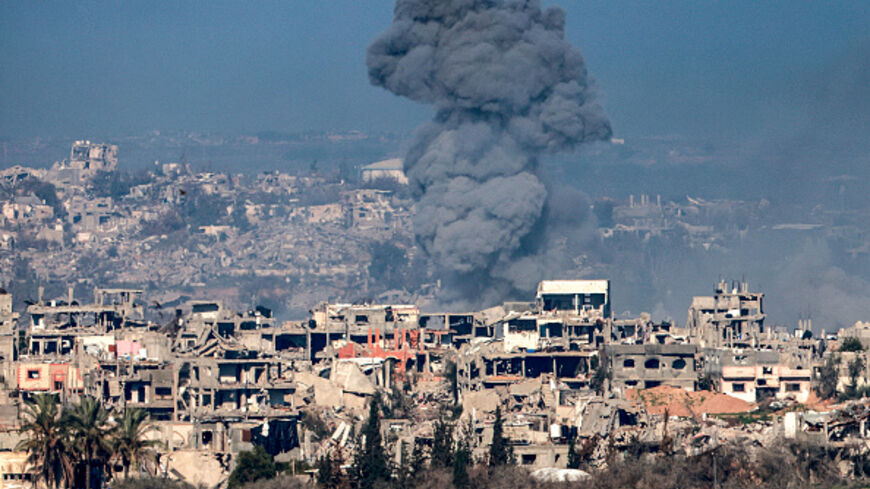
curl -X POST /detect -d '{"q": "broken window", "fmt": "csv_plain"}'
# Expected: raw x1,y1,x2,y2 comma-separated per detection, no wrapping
672,359,687,370
786,383,801,392
623,359,635,368
355,315,368,323
762,366,773,375
27,369,40,379
732,383,745,392
617,409,638,426
193,303,220,314
644,358,660,369
217,322,234,337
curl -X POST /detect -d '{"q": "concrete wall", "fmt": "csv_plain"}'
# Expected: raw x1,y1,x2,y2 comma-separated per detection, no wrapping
17,363,82,392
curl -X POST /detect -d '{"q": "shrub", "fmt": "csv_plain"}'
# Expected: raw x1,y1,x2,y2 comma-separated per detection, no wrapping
228,446,277,489
840,337,864,352
106,477,195,489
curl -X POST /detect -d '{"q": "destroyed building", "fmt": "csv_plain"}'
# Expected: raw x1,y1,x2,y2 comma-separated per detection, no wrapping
711,349,813,403
360,158,408,185
50,140,119,183
606,344,698,393
0,276,859,486
687,280,766,348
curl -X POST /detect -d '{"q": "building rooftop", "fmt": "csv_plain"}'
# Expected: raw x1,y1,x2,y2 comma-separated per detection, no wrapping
362,158,403,171
536,280,609,296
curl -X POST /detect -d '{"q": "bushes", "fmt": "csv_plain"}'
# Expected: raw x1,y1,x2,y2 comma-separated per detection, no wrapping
110,477,196,489
235,474,310,489
227,446,277,489
816,356,840,399
226,439,862,489
574,442,849,489
487,406,512,467
840,337,864,352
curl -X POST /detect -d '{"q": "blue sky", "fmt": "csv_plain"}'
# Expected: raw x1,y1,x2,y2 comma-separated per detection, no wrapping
1,0,867,140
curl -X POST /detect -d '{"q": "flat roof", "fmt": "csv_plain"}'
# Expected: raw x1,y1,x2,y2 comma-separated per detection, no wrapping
537,280,609,296
362,158,403,171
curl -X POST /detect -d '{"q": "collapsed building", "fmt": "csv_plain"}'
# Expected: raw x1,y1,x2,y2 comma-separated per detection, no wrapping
0,277,854,486
687,280,766,348
50,140,119,184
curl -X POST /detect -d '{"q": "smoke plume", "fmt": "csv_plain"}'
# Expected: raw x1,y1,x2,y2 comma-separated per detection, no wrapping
367,0,611,305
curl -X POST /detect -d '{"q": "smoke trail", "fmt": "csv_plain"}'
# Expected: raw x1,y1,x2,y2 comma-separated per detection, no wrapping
367,0,611,304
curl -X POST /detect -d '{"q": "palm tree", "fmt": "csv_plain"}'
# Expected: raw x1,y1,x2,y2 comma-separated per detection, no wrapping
16,393,74,488
113,408,159,479
65,396,114,489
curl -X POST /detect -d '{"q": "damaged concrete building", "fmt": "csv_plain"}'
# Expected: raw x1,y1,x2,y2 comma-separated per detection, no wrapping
606,344,697,393
687,280,765,348
50,140,119,184
0,275,853,486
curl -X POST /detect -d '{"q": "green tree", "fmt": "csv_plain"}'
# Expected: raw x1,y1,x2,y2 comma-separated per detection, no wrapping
445,361,459,406
840,337,864,352
816,356,840,399
16,394,73,488
113,408,159,479
65,396,114,489
230,202,252,232
228,446,277,489
567,436,582,469
697,373,715,391
408,441,425,477
316,452,331,488
452,437,470,489
590,353,610,396
847,356,866,398
351,394,389,489
488,405,512,467
315,451,344,489
394,443,417,489
430,413,454,469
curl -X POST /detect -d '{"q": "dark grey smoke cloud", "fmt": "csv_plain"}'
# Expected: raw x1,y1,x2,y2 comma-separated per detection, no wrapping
367,0,611,305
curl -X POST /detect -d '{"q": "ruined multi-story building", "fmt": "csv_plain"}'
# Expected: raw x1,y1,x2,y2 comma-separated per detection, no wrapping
50,140,119,183
68,140,118,172
360,158,408,185
606,344,698,393
0,275,848,485
712,348,813,403
686,280,765,348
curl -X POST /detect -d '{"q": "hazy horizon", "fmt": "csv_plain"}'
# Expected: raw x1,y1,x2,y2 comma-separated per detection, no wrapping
1,1,867,143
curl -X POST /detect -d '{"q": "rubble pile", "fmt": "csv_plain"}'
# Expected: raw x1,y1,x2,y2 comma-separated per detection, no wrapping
0,215,868,486
627,385,754,417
